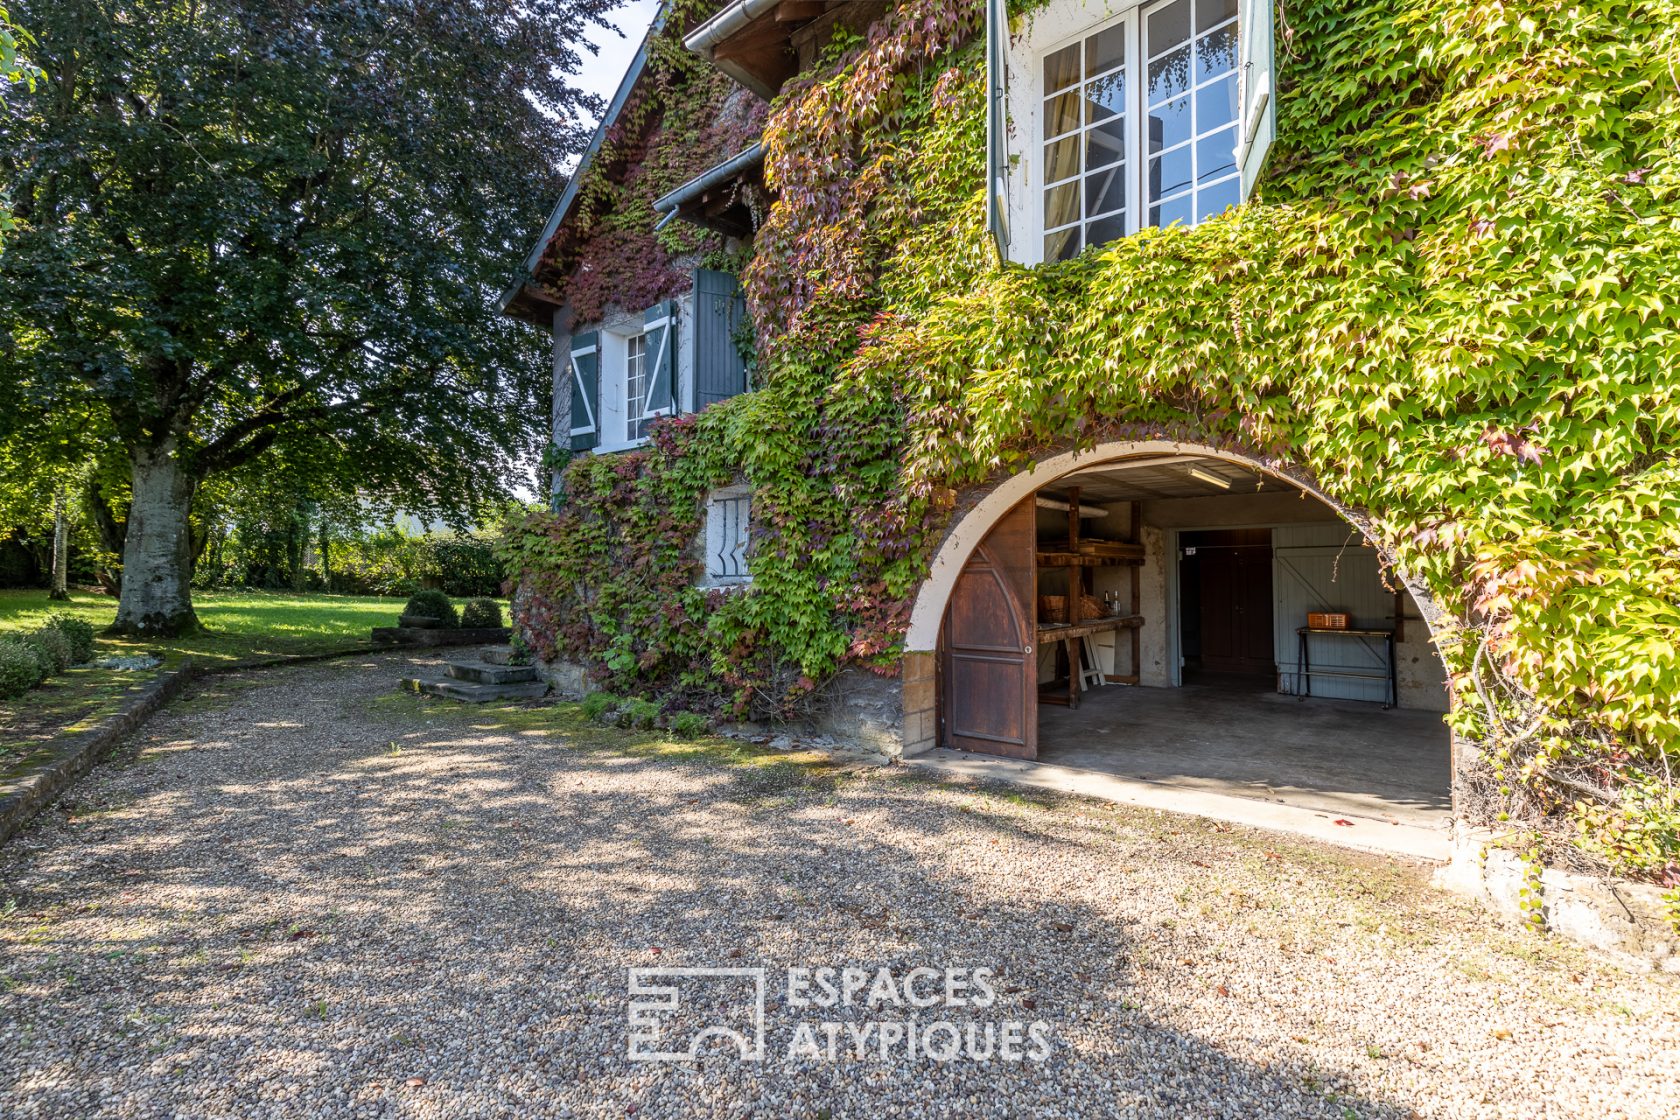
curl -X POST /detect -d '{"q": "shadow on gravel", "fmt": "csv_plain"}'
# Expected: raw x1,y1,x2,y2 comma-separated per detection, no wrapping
0,663,1425,1119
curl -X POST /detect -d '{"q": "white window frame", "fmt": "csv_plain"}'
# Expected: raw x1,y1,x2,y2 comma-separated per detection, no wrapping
701,485,752,588
624,330,650,444
1027,0,1242,264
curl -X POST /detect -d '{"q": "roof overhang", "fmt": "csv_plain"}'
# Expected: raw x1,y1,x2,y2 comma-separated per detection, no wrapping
684,0,829,99
652,143,765,238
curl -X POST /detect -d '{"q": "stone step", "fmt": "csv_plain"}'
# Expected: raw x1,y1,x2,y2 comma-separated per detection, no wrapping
444,659,538,685
400,676,548,703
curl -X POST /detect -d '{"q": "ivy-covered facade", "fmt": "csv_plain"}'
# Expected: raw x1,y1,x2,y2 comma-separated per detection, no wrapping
501,0,1680,907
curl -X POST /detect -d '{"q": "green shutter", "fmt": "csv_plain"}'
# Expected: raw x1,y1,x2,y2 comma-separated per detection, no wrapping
1238,0,1277,200
694,270,749,408
568,330,600,452
985,0,1011,259
642,302,675,418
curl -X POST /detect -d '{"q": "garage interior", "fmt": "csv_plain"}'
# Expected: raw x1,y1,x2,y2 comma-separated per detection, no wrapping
938,454,1452,831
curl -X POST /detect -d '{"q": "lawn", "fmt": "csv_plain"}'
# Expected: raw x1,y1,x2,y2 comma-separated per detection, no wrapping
0,589,411,759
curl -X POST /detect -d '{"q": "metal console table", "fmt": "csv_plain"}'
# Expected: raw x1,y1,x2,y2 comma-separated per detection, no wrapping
1294,626,1398,709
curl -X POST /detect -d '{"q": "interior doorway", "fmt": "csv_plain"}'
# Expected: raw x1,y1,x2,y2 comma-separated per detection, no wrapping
931,449,1452,832
1179,528,1274,682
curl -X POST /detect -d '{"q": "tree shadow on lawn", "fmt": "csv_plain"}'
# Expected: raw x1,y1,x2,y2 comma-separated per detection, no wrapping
0,679,1425,1120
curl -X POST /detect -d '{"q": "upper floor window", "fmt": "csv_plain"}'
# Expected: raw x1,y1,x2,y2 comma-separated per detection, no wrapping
624,330,651,443
567,301,675,455
1036,0,1242,262
987,0,1273,265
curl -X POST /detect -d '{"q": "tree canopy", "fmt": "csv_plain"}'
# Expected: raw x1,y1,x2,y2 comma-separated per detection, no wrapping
0,0,613,632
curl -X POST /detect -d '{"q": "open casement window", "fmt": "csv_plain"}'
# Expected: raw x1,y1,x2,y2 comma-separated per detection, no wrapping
704,486,751,585
1020,0,1275,264
986,0,1011,258
568,331,600,452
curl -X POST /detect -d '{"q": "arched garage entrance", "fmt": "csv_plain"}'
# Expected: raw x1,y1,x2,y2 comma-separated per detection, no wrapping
903,442,1454,837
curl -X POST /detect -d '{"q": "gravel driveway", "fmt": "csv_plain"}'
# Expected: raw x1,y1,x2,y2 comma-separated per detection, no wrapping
1,654,1674,1120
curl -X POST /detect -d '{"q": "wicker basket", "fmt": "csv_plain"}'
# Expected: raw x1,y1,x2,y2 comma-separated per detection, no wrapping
1081,594,1105,620
1038,595,1068,624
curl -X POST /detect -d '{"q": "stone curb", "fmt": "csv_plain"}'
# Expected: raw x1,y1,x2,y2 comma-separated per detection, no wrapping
1433,824,1679,973
0,643,385,846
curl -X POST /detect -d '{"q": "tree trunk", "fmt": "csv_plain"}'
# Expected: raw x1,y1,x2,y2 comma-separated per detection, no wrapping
49,489,70,601
111,445,201,636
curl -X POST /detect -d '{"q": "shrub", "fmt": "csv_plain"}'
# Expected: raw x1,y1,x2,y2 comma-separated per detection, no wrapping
22,628,73,676
0,639,42,698
581,691,618,722
617,697,662,730
44,613,96,664
402,589,458,628
459,597,503,629
667,711,708,739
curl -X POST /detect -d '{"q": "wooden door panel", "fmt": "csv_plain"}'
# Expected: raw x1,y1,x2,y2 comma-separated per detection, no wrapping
1197,537,1275,677
942,499,1037,759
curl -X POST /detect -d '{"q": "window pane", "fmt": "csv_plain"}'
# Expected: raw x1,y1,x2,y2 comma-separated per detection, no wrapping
1044,135,1080,184
1085,22,1126,75
1195,176,1241,221
1044,226,1081,261
1196,73,1237,132
1044,181,1080,231
1147,44,1192,106
1148,144,1193,201
1149,193,1195,229
1084,71,1127,124
1148,0,1192,56
1044,90,1080,138
1195,24,1236,84
1086,212,1127,249
1197,125,1238,183
1043,43,1081,94
1085,166,1125,217
1148,95,1193,151
1197,0,1237,33
1086,117,1126,170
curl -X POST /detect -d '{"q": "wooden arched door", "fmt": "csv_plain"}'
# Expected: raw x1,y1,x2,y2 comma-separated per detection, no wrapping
940,498,1037,758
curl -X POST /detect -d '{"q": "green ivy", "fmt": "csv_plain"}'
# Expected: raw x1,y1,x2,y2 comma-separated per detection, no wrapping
505,0,1680,895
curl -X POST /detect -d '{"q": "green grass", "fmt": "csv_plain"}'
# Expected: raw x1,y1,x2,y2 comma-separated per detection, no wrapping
0,589,411,759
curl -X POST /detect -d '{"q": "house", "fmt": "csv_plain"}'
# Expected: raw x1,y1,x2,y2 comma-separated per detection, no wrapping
500,0,1679,898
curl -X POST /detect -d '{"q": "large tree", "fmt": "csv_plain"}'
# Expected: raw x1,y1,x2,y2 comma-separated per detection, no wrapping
0,0,610,633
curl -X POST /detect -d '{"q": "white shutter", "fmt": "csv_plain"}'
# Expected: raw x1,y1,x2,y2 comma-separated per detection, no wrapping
985,0,1011,258
568,333,599,451
1238,0,1277,200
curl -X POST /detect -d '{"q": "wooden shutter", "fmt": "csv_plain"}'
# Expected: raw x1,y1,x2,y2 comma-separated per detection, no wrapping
642,302,675,418
693,269,748,409
1238,0,1277,199
985,0,1011,258
568,331,600,452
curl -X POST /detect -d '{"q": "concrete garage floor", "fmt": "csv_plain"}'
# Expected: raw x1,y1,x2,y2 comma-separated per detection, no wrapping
912,680,1454,860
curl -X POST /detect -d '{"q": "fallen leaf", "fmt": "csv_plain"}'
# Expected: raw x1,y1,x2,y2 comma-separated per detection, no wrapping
1216,985,1231,997
1050,921,1074,933
1492,1028,1512,1041
405,1077,426,1088
289,929,318,940
1332,819,1354,827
